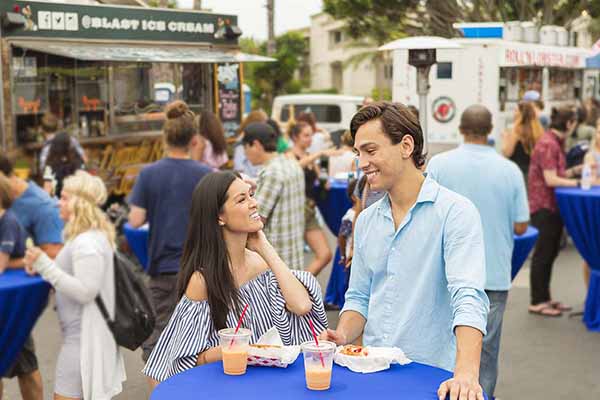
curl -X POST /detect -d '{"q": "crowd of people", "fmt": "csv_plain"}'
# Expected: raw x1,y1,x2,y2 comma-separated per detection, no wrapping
0,90,596,400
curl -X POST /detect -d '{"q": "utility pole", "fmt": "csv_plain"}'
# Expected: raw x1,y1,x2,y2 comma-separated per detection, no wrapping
266,0,276,55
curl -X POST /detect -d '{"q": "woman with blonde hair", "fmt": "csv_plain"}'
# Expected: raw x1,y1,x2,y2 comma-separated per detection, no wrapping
24,170,126,400
502,101,544,179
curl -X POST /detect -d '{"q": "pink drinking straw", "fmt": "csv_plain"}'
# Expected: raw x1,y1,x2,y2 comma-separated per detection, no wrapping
229,303,249,348
308,319,325,368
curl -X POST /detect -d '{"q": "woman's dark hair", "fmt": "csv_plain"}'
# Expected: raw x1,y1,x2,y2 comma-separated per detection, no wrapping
45,133,82,172
177,171,243,330
41,112,58,134
576,107,587,124
197,111,227,155
266,118,282,139
45,133,83,197
350,101,425,168
0,154,14,176
287,121,311,140
296,112,317,133
549,106,576,133
163,100,197,148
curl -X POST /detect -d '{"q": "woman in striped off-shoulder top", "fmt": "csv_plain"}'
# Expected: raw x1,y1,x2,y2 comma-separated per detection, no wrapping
143,171,328,387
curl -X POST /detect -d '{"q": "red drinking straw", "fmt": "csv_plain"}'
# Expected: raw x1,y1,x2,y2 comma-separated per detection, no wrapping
229,303,249,348
308,319,325,368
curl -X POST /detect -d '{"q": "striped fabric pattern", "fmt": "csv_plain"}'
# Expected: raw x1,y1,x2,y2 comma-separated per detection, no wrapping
143,270,328,382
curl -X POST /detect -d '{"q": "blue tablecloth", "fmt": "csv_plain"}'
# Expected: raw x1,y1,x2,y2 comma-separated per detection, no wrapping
512,226,539,280
316,180,352,235
151,356,487,400
325,229,540,309
123,223,149,271
556,187,600,331
0,270,50,375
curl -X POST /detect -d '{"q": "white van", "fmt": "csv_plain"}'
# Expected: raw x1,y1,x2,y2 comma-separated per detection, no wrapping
271,94,364,134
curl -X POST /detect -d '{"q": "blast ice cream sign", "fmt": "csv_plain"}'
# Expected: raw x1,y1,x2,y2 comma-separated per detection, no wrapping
1,1,235,44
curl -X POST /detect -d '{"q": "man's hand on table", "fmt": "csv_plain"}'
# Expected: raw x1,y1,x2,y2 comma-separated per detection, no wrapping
437,372,484,400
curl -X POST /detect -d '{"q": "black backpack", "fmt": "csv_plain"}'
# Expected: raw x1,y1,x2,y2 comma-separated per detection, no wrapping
566,142,590,169
95,251,156,351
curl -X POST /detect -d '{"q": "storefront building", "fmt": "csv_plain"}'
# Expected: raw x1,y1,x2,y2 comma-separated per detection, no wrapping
0,0,271,194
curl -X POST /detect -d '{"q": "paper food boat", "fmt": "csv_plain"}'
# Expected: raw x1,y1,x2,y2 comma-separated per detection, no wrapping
246,328,300,368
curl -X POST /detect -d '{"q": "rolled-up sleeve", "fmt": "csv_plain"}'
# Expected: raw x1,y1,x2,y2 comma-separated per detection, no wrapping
340,214,371,320
443,198,489,336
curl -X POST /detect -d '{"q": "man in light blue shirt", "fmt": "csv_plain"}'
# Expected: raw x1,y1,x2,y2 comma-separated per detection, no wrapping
321,102,489,400
427,105,529,397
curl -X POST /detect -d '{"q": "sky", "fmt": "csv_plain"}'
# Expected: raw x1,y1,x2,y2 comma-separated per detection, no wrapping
177,0,323,40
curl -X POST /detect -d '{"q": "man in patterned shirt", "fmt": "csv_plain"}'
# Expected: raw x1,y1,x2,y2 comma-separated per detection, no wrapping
243,122,305,270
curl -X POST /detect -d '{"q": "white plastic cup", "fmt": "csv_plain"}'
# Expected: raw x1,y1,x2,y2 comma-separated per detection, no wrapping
300,340,336,390
218,328,252,375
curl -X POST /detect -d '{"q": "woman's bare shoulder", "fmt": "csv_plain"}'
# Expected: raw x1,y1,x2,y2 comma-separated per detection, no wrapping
185,271,208,302
245,249,269,277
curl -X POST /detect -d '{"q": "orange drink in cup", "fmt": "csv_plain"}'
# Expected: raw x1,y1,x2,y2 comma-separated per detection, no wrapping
218,328,252,375
301,340,336,390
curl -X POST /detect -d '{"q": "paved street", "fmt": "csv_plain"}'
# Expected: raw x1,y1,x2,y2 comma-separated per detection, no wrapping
3,234,600,399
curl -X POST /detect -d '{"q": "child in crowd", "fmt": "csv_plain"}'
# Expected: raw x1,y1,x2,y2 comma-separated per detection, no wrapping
338,179,360,269
0,173,27,274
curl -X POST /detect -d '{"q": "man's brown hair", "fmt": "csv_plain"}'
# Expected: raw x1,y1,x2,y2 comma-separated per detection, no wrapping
350,101,425,168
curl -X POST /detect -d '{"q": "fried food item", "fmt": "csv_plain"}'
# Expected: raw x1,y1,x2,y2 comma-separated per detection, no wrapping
340,345,369,356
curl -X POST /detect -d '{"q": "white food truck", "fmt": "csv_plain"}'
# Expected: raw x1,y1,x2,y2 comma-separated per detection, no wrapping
386,23,596,146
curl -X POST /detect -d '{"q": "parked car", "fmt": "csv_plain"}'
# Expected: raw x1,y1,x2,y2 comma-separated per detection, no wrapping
271,94,363,134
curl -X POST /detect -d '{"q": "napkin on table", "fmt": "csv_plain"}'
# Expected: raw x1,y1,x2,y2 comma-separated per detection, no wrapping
334,346,411,373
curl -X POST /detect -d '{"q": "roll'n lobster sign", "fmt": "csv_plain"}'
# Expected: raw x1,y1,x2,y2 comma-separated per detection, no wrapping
82,96,102,111
17,97,41,113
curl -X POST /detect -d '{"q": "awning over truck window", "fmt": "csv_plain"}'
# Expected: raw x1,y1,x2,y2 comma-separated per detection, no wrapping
11,40,275,63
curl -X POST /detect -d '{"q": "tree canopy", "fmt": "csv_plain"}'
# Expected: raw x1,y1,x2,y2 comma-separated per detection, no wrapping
324,0,600,40
241,31,309,111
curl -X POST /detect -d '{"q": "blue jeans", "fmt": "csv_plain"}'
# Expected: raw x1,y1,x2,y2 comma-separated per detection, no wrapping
480,290,508,398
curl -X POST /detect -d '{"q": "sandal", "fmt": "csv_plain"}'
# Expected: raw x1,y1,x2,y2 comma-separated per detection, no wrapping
528,303,562,317
550,301,572,312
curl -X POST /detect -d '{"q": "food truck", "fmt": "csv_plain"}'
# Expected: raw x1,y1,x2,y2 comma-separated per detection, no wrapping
0,0,271,194
387,23,595,145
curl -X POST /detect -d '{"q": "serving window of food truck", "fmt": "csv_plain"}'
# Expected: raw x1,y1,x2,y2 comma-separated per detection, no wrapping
499,66,582,107
0,1,272,194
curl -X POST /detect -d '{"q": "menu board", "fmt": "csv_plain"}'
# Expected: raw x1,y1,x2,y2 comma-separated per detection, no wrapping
215,63,242,138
